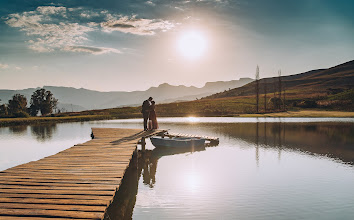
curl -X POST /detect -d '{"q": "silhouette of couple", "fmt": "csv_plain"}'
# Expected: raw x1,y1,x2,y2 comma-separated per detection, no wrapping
142,97,158,131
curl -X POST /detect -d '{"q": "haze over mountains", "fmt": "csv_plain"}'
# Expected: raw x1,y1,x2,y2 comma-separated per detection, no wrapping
0,78,253,111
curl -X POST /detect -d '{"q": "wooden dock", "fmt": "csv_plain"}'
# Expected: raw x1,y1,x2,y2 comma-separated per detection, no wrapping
0,128,164,220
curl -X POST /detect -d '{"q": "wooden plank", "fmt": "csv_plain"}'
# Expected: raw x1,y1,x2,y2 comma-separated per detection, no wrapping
0,193,112,200
0,197,110,206
11,164,129,169
0,174,123,179
1,170,127,175
0,177,121,184
0,208,103,219
0,182,118,188
0,203,106,212
0,189,116,196
0,217,94,220
0,185,117,191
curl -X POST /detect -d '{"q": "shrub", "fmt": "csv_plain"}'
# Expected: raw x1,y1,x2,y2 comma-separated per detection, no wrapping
13,111,30,118
298,100,317,108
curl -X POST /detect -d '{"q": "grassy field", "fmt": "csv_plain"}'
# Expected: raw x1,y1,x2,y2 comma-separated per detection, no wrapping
1,89,353,126
240,110,354,118
1,104,353,127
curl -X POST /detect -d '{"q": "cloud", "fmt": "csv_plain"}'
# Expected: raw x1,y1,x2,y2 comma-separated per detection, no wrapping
15,67,22,70
101,15,174,35
36,6,67,16
0,64,9,69
5,6,175,53
5,6,95,52
146,1,156,6
63,46,121,55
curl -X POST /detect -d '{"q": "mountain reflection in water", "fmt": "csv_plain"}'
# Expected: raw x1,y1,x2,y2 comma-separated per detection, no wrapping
211,122,354,165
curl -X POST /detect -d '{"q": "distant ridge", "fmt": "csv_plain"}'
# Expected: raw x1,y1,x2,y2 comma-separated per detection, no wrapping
0,78,253,111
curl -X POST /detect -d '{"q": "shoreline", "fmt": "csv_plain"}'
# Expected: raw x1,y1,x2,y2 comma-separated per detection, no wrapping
0,110,353,127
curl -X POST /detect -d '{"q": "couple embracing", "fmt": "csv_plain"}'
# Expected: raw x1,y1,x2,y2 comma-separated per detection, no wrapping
142,97,158,131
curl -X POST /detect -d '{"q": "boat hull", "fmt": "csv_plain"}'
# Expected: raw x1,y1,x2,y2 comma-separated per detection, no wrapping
150,137,206,148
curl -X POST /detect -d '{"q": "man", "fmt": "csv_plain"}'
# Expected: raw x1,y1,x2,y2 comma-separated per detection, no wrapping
142,97,153,131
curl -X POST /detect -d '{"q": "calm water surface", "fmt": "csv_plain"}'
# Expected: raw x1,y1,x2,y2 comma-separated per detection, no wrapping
1,117,354,220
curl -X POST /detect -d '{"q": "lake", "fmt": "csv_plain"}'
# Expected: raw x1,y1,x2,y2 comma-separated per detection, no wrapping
1,117,354,219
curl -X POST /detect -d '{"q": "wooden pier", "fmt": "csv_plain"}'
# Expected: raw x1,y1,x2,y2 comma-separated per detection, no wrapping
0,128,164,220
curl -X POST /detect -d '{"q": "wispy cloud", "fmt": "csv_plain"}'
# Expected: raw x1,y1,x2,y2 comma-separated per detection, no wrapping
0,64,9,69
63,46,121,55
101,15,174,35
145,1,156,6
5,6,175,53
5,6,95,53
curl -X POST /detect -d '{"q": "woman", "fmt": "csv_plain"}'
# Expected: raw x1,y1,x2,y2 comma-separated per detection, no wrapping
148,101,158,130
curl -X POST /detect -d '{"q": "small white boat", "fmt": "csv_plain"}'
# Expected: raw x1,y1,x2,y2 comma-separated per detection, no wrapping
150,136,206,148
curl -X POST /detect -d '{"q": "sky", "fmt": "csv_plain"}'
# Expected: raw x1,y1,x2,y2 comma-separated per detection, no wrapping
0,0,353,92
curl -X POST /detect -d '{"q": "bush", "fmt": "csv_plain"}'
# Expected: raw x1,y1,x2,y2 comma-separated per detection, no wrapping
13,111,30,118
298,100,317,108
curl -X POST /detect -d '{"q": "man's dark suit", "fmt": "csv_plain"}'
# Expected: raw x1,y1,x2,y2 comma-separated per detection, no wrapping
142,100,150,130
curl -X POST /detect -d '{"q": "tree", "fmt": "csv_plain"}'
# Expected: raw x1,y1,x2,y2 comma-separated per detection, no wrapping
0,104,8,116
8,94,27,115
283,82,286,111
278,70,282,100
30,89,58,116
255,65,260,113
264,79,267,112
269,97,283,110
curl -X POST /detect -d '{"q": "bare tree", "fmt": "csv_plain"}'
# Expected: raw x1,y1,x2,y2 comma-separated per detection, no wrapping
264,79,267,112
273,77,276,111
255,66,260,113
278,70,282,100
283,84,286,111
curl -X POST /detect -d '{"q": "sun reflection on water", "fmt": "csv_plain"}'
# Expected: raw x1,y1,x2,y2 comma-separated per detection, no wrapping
187,117,200,123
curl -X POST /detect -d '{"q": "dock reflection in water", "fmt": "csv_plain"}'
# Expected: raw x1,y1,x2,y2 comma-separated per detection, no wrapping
105,145,207,220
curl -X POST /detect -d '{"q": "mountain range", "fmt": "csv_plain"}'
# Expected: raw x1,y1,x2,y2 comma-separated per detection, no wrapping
0,78,253,111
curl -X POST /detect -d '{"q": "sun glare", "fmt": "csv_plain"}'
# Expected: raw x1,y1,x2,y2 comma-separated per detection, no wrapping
177,30,207,60
187,116,200,123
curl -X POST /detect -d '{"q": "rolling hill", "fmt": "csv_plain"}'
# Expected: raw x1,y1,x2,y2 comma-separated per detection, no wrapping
205,60,354,100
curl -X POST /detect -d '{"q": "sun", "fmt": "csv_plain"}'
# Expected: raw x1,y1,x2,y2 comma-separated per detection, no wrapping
177,30,207,60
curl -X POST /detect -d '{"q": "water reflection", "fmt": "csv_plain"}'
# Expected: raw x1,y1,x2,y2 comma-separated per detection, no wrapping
1,118,354,220
143,146,206,189
30,123,57,142
105,145,207,220
143,154,157,188
8,125,27,135
214,122,354,165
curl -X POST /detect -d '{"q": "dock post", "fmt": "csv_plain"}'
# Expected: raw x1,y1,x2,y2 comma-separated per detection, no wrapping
141,137,146,152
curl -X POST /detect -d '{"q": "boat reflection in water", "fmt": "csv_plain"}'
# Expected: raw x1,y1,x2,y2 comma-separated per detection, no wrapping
104,139,214,220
